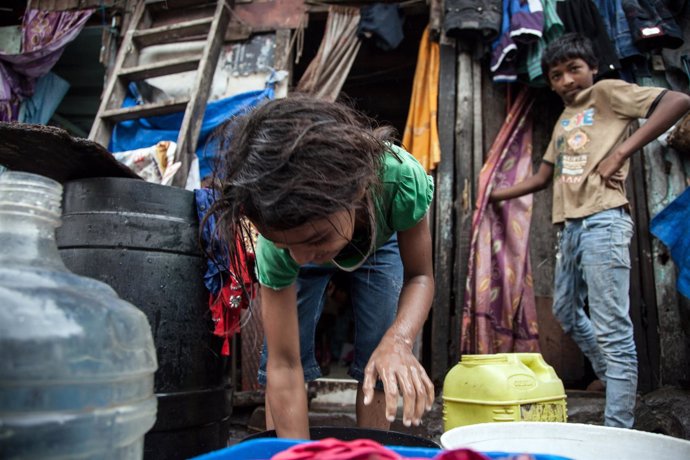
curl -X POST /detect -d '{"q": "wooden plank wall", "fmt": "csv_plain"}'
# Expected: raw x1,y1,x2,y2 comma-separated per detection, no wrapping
641,141,689,388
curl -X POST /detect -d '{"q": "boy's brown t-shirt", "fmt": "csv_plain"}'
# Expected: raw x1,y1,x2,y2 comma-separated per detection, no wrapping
543,79,664,224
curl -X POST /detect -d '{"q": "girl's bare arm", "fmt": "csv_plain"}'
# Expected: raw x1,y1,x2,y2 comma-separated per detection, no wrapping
261,283,310,439
362,215,435,427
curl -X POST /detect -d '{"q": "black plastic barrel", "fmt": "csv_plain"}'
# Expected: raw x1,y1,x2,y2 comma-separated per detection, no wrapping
56,177,231,460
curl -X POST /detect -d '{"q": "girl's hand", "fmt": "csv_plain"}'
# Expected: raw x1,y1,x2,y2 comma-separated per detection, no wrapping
362,334,434,427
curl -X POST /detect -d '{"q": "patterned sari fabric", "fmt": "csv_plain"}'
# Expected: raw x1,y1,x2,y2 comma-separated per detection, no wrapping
461,87,540,354
0,9,92,121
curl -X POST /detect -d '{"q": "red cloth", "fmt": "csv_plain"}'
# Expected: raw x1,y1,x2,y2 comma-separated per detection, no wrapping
269,439,505,460
271,438,403,460
435,449,535,460
433,450,490,460
269,439,536,460
209,237,255,356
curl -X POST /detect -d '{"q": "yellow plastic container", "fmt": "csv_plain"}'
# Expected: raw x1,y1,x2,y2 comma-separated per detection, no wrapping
442,353,567,431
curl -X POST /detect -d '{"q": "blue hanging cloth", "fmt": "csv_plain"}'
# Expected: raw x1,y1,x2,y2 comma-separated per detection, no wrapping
110,78,276,179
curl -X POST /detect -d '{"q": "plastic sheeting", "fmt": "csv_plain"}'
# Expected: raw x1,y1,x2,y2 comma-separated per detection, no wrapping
110,80,276,180
650,186,690,300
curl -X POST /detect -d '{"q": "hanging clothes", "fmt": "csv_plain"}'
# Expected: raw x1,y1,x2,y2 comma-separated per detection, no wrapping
661,1,690,92
195,188,257,356
593,0,640,60
402,27,441,173
296,6,361,101
17,71,69,124
556,0,620,77
524,0,565,86
462,87,540,355
0,9,92,121
491,0,545,83
621,0,684,52
357,3,405,51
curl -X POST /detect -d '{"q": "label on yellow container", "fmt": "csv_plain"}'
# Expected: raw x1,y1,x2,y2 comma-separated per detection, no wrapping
521,401,568,422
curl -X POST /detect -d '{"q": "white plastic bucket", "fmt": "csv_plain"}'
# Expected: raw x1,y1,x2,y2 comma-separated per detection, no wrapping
440,422,690,460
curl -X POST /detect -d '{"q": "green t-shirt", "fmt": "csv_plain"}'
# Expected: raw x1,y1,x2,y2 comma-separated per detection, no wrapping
255,144,434,289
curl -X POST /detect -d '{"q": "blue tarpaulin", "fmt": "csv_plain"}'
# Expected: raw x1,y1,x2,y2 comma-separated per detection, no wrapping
650,186,690,300
110,81,275,179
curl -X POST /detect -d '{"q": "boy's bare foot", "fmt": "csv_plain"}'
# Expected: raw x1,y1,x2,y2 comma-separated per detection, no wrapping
586,379,606,392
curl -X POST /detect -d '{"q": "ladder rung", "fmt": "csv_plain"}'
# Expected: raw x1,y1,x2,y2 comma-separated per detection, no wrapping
101,98,190,122
132,17,213,47
119,57,201,81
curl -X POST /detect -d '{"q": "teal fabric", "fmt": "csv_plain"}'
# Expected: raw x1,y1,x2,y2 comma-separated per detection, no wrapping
18,72,69,124
255,144,434,289
525,0,564,86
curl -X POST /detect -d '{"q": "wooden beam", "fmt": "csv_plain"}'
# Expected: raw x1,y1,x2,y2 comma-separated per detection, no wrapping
629,150,660,392
119,56,201,81
100,98,190,122
89,0,147,148
430,38,456,384
429,0,442,39
172,0,231,187
641,141,688,387
132,16,214,47
28,0,125,11
451,46,473,361
471,52,483,197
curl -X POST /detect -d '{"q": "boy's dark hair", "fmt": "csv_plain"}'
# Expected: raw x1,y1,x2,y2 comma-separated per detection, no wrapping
541,33,598,78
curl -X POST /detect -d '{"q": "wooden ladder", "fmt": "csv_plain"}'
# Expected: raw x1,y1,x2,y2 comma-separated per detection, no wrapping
89,0,231,187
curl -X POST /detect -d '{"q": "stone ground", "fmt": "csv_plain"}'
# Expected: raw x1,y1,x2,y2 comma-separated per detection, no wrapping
225,381,690,447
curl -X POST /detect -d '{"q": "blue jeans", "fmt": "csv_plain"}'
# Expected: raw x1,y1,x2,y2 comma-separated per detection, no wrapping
553,207,637,428
258,235,403,386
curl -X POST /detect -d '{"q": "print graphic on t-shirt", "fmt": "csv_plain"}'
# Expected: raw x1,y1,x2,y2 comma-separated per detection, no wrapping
560,108,595,132
567,130,589,151
561,154,587,182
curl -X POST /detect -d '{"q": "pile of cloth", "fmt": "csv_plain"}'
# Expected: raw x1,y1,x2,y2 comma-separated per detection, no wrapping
270,438,537,460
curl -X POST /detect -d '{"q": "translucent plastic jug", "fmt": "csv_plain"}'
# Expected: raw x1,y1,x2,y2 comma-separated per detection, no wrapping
442,353,567,431
0,171,158,459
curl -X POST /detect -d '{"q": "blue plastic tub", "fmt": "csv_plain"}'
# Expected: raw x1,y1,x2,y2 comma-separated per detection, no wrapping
191,438,574,460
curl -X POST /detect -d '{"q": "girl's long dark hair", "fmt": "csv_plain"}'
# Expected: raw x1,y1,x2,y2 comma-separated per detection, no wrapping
205,94,397,285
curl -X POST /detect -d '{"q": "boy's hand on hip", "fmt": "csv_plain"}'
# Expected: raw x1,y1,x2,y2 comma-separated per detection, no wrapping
362,335,434,427
597,151,626,185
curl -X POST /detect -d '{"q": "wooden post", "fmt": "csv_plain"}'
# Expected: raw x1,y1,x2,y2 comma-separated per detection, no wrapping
451,45,473,364
471,51,483,193
431,37,456,384
641,141,688,387
628,150,660,392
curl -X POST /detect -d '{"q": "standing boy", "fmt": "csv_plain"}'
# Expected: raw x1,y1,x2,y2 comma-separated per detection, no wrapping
490,33,690,428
